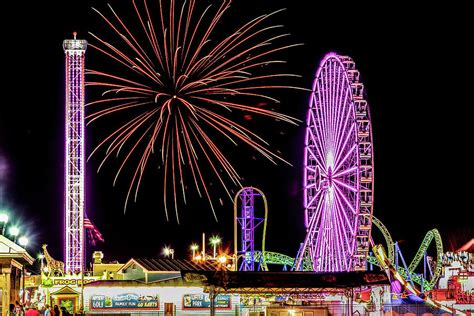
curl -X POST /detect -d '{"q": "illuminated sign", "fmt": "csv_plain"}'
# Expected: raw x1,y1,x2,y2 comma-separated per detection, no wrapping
42,277,97,287
53,278,96,286
183,294,231,309
91,293,159,310
25,275,41,287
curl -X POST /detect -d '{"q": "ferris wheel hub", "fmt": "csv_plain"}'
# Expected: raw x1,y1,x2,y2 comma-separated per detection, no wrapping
327,166,333,186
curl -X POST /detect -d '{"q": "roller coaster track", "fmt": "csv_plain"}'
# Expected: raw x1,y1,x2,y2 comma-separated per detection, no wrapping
247,216,443,291
410,228,443,288
371,216,443,290
246,251,313,271
371,216,394,262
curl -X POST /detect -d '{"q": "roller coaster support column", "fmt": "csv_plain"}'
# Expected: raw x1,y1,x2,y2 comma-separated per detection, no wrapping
233,187,268,271
395,242,415,288
422,252,427,293
426,252,434,280
395,242,399,270
369,251,374,271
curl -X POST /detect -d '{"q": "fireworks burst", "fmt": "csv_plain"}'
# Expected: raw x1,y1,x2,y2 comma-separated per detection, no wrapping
86,0,305,222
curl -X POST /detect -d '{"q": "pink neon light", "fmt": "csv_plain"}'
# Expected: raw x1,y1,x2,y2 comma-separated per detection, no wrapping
63,37,87,273
297,53,374,272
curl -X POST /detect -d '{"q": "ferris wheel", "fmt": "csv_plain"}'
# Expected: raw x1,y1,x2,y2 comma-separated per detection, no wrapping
296,53,374,272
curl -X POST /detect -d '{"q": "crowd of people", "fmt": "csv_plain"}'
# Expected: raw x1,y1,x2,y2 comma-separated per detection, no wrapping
8,301,83,316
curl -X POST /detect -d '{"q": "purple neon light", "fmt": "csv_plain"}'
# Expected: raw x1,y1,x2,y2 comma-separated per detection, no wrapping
236,187,265,271
297,53,374,272
63,36,87,273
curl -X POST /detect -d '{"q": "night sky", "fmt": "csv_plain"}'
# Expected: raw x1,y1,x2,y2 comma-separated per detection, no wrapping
0,1,471,266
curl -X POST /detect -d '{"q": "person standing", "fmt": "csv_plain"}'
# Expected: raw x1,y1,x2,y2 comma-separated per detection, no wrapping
60,306,70,316
43,305,52,316
53,305,60,316
25,305,39,316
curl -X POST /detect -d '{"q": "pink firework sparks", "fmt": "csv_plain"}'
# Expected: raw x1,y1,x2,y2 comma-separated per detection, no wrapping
86,0,305,222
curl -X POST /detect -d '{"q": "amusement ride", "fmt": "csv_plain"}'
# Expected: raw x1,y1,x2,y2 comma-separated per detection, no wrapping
232,53,470,314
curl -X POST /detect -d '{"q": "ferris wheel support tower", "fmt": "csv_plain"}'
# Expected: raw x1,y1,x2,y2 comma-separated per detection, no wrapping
63,33,87,273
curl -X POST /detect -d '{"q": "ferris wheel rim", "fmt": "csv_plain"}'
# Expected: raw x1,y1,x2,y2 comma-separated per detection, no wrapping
302,52,374,272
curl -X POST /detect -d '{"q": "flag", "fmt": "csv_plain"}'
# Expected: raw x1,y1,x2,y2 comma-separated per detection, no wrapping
84,214,104,246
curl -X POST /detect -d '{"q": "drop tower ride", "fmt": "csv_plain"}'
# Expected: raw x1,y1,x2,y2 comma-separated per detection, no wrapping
63,33,87,273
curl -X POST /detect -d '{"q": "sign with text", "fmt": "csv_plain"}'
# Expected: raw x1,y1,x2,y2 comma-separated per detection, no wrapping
42,277,97,288
90,293,160,310
183,294,231,309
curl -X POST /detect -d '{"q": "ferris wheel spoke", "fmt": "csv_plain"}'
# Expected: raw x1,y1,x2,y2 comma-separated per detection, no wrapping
333,189,356,235
333,184,356,215
322,209,332,267
331,201,344,270
313,213,327,267
308,186,327,226
312,106,331,163
311,92,325,146
321,68,331,147
334,143,356,174
333,165,358,179
334,211,349,271
334,122,355,168
329,62,339,150
334,86,350,150
316,194,332,256
305,166,317,173
314,77,327,147
334,93,353,158
334,68,347,134
328,62,337,149
332,178,357,193
309,94,327,154
305,182,317,189
334,195,353,253
306,145,327,173
330,64,342,148
322,200,333,270
308,115,328,168
305,186,324,209
328,204,340,271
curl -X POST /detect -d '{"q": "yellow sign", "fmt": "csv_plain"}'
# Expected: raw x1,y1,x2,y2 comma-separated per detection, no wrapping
52,278,96,286
42,276,99,287
25,275,41,287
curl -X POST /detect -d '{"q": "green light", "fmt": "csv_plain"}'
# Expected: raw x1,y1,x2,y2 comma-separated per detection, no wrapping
18,236,28,247
0,213,8,223
209,235,221,246
9,226,20,237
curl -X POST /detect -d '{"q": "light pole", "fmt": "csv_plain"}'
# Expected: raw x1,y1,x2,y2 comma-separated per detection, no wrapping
209,235,221,259
0,212,8,235
190,244,199,260
163,246,175,259
18,237,29,305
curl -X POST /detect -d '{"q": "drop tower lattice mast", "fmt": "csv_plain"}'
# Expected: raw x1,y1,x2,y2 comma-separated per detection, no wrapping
63,33,87,273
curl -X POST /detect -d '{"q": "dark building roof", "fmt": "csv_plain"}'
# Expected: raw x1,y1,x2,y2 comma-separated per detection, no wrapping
130,258,224,272
181,270,390,294
86,280,160,287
